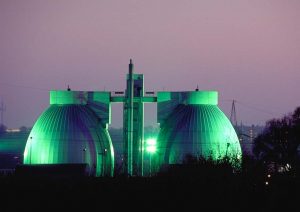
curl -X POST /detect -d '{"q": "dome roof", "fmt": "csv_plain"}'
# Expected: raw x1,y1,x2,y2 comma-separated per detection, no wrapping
157,104,242,166
23,105,114,176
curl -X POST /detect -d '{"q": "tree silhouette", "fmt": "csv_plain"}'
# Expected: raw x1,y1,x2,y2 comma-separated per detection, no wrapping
253,107,300,168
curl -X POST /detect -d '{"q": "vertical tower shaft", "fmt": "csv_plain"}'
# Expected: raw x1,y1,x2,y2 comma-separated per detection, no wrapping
123,59,145,176
125,59,134,176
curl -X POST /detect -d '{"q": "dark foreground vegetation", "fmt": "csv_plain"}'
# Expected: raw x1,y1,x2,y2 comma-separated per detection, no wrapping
0,156,299,211
1,107,299,211
253,107,300,167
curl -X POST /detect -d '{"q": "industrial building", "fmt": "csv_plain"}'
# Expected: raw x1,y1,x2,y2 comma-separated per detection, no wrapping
23,60,242,176
155,91,241,170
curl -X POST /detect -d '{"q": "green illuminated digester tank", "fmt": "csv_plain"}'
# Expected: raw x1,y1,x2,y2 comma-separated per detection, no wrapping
22,61,242,177
23,90,114,177
156,91,242,168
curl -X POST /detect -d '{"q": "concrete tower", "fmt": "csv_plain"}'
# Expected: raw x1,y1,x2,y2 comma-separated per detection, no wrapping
123,60,144,176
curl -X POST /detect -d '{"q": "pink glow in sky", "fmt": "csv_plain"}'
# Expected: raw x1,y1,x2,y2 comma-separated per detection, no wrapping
0,0,300,128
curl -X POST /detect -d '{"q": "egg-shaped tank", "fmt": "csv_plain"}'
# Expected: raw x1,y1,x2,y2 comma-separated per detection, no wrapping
156,91,242,169
23,104,114,177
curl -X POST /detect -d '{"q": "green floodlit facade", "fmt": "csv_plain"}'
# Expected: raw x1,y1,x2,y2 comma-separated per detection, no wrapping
24,91,114,177
155,91,242,170
23,60,242,177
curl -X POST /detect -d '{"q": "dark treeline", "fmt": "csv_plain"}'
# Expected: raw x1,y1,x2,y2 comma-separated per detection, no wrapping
253,107,300,171
0,155,299,211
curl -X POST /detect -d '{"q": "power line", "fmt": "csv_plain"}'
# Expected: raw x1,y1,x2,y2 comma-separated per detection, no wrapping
0,82,49,91
220,98,283,117
235,100,282,117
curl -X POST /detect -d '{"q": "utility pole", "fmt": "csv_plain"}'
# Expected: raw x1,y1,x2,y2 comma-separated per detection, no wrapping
230,100,237,128
0,101,5,126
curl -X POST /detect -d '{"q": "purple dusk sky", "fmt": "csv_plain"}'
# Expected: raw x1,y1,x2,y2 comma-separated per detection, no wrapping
0,0,299,128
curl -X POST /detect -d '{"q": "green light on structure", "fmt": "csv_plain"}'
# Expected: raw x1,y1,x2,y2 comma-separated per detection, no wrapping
146,138,157,153
146,146,156,153
146,138,156,147
22,60,242,177
23,103,115,177
155,91,242,170
145,138,157,176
